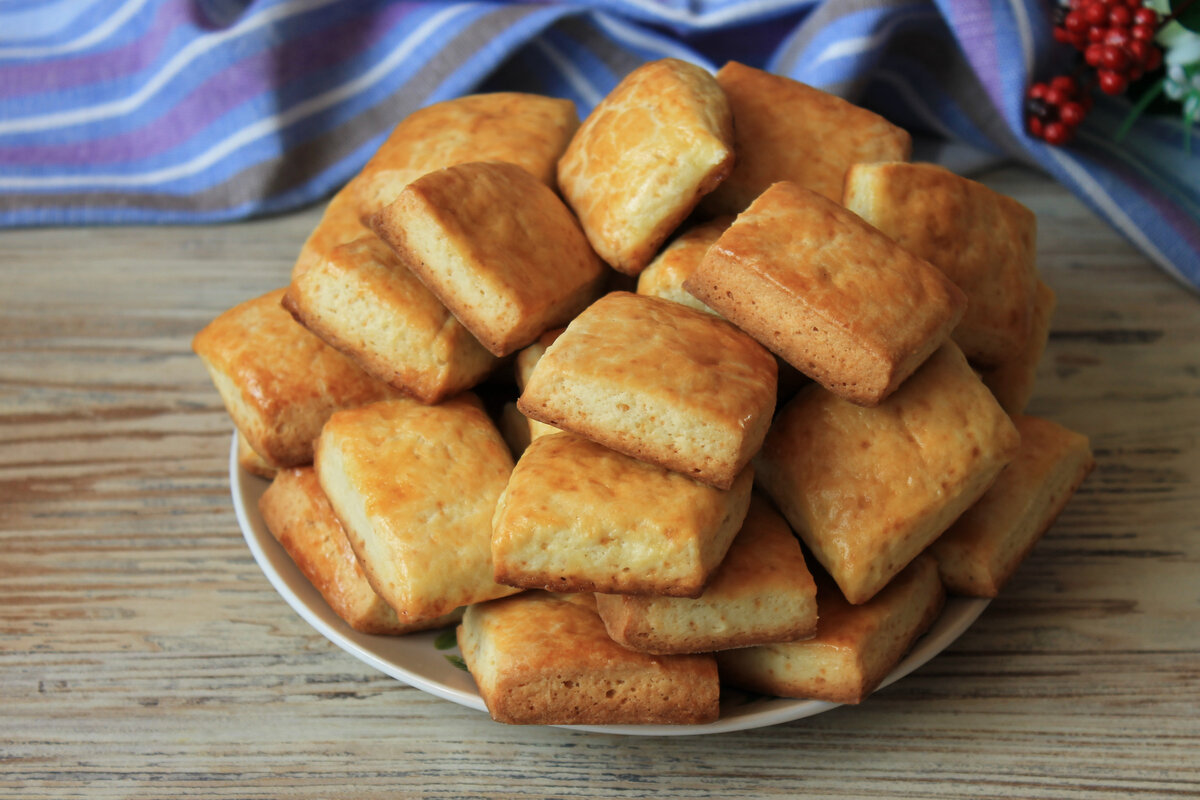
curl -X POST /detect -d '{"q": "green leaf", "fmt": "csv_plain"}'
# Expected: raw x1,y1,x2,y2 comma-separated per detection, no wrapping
444,654,468,671
433,627,458,650
1171,0,1200,32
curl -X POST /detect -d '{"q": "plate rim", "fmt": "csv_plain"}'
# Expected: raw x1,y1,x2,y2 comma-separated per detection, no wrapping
231,432,990,736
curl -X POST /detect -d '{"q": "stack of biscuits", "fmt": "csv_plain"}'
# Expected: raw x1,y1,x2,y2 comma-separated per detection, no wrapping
194,59,1094,726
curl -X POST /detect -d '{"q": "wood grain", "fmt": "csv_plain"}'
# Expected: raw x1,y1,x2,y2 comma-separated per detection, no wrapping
1,167,1198,799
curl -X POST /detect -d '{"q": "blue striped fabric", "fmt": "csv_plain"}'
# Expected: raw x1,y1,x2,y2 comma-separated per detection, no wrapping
1,0,1197,289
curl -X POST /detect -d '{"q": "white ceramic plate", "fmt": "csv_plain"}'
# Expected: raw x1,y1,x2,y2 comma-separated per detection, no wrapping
232,433,989,736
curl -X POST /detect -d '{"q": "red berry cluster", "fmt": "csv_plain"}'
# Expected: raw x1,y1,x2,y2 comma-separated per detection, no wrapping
1027,76,1093,144
1027,0,1164,144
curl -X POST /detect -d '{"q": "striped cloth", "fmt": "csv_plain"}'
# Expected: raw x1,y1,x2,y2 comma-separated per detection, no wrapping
1,0,1197,290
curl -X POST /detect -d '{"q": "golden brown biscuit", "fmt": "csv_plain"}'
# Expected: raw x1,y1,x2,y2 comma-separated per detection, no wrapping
284,235,498,404
371,161,605,357
595,496,817,654
843,162,1039,366
237,430,280,479
983,281,1056,414
702,61,912,214
636,216,732,315
492,432,753,597
315,395,520,621
718,555,945,704
259,467,463,634
497,401,532,459
514,329,563,442
755,343,1020,605
931,415,1094,597
354,93,578,221
685,181,966,406
192,288,403,466
517,292,777,489
557,58,734,275
291,183,371,278
458,591,720,725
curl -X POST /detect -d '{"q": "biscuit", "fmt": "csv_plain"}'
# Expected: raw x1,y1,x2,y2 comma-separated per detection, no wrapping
284,235,498,404
931,415,1094,597
636,216,732,315
458,591,720,725
291,183,371,278
843,162,1039,366
595,496,817,654
315,395,520,621
702,61,912,214
718,555,945,704
557,58,735,275
192,288,403,466
258,467,463,634
497,401,532,459
237,430,280,479
518,292,776,489
755,343,1020,605
514,329,563,442
354,93,578,221
492,432,753,597
983,281,1056,414
371,161,605,357
685,181,966,406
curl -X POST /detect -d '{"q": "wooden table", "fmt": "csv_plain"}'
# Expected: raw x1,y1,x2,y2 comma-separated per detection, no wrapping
2,166,1197,799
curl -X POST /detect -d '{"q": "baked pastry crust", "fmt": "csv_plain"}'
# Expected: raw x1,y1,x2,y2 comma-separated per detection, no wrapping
931,415,1094,597
636,216,732,315
557,58,734,275
492,432,753,597
702,61,911,214
259,467,463,634
354,92,578,221
237,429,280,479
458,591,720,725
983,281,1056,414
371,161,605,357
284,235,497,404
595,495,817,654
755,343,1020,605
843,162,1039,366
291,183,371,279
718,555,945,704
685,181,966,406
517,292,777,489
314,396,520,621
192,288,402,466
514,329,563,442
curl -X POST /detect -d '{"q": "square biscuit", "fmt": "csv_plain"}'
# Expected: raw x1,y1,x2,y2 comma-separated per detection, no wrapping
755,343,1021,605
595,495,817,654
702,61,912,215
458,591,719,725
291,183,371,278
354,92,579,221
983,281,1056,414
315,395,520,621
192,288,403,466
284,234,498,404
718,555,945,704
259,467,463,635
685,181,966,406
636,216,732,316
514,329,564,442
844,162,1039,366
557,58,735,275
492,432,753,597
518,292,777,489
931,415,1094,597
371,160,605,357
237,429,280,479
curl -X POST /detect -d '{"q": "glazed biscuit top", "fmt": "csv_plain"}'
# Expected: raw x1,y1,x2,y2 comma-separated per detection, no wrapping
192,288,397,416
527,292,777,427
704,182,965,358
704,61,911,212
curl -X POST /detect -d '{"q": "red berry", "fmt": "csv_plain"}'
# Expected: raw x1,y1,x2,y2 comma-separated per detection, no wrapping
1070,31,1090,48
1133,7,1157,26
1098,69,1128,94
1050,75,1080,96
1109,5,1133,26
1054,25,1073,43
1044,87,1068,107
1101,44,1131,70
1085,3,1109,24
1088,25,1108,42
1060,101,1087,127
1086,43,1106,65
1028,82,1049,99
1144,45,1162,71
1044,122,1073,145
1132,23,1155,41
1030,116,1045,137
1105,27,1131,46
1128,39,1150,62
1065,10,1088,31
